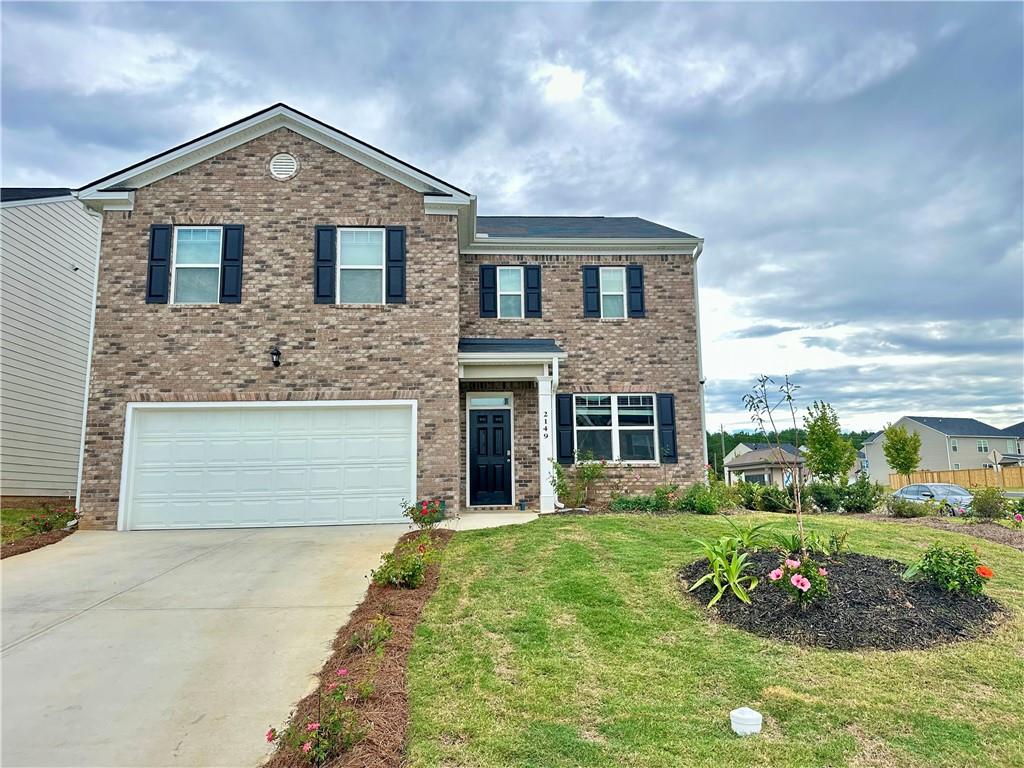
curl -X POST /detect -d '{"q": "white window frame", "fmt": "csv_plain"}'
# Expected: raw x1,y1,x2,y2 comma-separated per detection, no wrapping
170,226,222,305
950,438,958,453
953,463,961,470
573,393,658,464
599,267,627,319
1008,440,1016,453
496,266,524,319
977,439,989,453
337,227,385,305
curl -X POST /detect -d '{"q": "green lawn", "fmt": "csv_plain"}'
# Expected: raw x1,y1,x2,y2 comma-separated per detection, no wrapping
407,514,1024,768
1,507,73,544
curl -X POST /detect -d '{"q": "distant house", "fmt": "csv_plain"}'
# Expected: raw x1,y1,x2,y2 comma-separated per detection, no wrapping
861,416,1020,484
724,444,804,488
0,188,101,500
999,421,1024,466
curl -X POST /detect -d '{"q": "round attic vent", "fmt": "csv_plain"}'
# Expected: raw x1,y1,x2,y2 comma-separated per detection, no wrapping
269,153,298,180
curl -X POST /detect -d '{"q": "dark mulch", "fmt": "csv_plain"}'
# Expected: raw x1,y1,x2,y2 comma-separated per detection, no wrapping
264,528,453,768
857,513,1024,552
1,529,74,559
679,550,1005,651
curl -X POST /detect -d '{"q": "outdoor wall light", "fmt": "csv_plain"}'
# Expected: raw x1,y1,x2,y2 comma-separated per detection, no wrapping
270,346,282,367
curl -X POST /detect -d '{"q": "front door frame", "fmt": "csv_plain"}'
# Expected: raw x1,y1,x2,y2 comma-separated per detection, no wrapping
465,391,515,507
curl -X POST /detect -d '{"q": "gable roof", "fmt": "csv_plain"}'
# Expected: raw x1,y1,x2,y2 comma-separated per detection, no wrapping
1001,421,1024,438
476,216,695,239
907,416,1007,438
726,446,804,468
1,187,72,203
736,441,799,455
77,103,470,201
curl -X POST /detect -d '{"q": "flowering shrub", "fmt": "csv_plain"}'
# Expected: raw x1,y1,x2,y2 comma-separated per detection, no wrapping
1011,510,1023,529
23,506,78,535
403,498,445,529
371,535,436,589
550,452,607,509
767,555,829,607
902,543,993,594
266,669,366,765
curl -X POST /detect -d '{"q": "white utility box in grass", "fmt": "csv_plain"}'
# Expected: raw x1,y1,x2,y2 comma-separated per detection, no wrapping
730,707,763,736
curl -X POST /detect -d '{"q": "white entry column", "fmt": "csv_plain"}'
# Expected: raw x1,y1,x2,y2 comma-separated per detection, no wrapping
536,374,556,512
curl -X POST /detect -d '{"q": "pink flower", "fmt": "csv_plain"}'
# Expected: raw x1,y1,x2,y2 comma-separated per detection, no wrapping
818,568,828,577
1015,513,1023,522
265,727,277,743
306,722,320,732
790,574,811,592
326,681,339,692
768,568,784,582
337,667,349,676
784,559,801,569
301,742,312,754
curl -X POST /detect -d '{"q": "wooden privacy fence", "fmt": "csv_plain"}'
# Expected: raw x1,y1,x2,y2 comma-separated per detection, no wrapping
889,465,1024,490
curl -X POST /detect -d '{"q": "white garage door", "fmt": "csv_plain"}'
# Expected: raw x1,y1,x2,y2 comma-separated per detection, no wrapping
121,403,415,530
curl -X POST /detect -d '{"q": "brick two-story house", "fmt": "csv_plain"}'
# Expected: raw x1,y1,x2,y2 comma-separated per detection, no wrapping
73,104,706,530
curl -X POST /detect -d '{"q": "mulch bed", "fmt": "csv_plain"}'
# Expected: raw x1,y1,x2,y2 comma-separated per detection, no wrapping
679,551,1005,651
1,529,74,559
857,514,1024,552
264,528,453,768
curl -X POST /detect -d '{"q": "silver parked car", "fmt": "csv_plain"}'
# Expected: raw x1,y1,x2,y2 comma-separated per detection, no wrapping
892,483,973,515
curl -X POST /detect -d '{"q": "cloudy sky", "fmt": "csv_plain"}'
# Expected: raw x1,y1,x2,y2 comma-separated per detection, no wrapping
2,2,1022,432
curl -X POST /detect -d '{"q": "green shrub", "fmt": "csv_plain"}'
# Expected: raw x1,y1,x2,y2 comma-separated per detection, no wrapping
841,474,885,514
550,453,607,509
968,486,1007,521
347,614,394,654
679,483,719,515
403,498,445,529
885,495,933,518
760,486,791,513
371,535,436,589
735,482,764,511
807,481,843,514
902,543,993,594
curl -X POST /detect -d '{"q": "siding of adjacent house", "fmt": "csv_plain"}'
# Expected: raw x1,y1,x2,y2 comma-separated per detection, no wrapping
0,198,101,496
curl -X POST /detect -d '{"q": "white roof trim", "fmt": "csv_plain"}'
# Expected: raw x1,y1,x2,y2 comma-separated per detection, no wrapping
459,351,567,364
77,105,470,202
462,236,703,257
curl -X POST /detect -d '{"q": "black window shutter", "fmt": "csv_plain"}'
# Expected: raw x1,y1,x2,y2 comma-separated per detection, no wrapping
582,266,601,317
313,226,336,304
219,225,244,304
657,393,678,464
385,226,406,304
145,224,172,304
556,394,575,465
524,265,542,318
479,265,497,317
627,265,645,318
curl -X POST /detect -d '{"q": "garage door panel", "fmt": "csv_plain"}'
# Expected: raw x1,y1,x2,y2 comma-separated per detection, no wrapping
125,404,414,529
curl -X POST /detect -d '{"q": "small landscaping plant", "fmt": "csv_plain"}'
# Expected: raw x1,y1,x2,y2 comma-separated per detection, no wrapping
687,535,759,607
766,555,829,608
807,481,844,514
1012,500,1024,529
372,535,436,589
22,506,77,535
403,498,445,529
885,494,933,518
759,485,791,513
722,516,776,550
770,527,848,557
903,543,993,594
967,486,1007,522
734,481,764,511
841,473,885,514
267,668,366,765
347,614,394,655
550,452,607,509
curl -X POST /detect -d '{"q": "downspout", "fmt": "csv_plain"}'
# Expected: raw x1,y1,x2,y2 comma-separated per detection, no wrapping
75,202,103,516
692,241,709,479
551,355,564,510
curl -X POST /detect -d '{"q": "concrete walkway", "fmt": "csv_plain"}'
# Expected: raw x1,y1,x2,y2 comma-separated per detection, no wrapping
1,525,406,768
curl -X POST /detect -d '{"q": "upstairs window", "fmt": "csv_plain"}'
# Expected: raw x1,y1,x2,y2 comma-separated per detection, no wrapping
338,229,385,304
172,227,222,304
573,394,657,462
950,439,958,452
599,267,626,318
977,440,989,453
497,267,523,318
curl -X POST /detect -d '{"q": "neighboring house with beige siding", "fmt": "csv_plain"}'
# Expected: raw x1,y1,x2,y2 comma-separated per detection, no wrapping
861,416,1016,484
0,188,101,499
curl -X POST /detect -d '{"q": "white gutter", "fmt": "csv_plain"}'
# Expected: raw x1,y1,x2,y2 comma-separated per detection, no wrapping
692,241,709,476
75,206,103,514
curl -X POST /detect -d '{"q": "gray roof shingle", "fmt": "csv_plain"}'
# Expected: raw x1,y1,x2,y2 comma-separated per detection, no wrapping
1001,421,1024,438
1,187,72,203
907,416,1008,438
476,216,695,239
458,337,564,355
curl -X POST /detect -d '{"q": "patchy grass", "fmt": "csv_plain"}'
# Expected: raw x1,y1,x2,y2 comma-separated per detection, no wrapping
1,507,70,544
407,514,1024,768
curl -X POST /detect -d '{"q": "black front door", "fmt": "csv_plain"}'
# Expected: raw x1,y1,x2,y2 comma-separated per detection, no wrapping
469,409,513,506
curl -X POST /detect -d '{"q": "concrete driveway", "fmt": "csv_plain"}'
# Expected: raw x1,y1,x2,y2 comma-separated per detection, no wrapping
1,524,406,768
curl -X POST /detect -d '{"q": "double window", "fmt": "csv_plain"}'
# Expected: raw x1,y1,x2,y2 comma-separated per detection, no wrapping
977,440,989,453
497,267,524,318
171,227,222,304
573,394,657,462
598,267,626,318
337,228,385,304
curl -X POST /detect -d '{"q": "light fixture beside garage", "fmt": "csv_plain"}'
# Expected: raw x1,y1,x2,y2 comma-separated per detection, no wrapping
270,346,281,367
